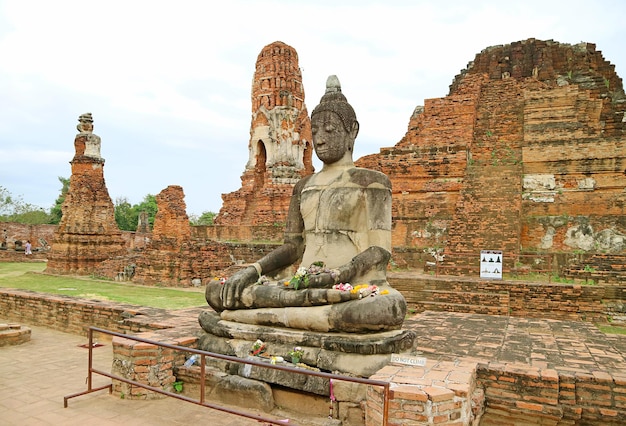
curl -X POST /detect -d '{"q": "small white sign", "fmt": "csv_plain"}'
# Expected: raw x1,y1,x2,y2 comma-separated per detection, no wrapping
480,250,503,279
390,353,427,366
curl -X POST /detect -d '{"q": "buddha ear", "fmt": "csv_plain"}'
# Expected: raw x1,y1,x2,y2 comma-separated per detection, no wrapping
350,121,359,140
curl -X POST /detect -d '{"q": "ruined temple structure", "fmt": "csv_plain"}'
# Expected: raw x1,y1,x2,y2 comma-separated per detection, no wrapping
215,41,314,226
127,185,237,286
356,39,626,276
46,113,126,275
131,185,194,285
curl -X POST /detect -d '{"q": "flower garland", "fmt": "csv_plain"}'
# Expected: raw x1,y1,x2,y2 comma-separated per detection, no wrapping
286,261,338,290
288,346,304,359
250,339,266,356
332,283,390,298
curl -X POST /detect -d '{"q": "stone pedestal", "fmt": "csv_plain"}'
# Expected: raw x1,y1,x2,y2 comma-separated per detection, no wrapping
198,311,416,379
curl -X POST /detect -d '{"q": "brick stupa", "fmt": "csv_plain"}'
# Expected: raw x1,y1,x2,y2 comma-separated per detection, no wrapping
215,41,314,226
46,113,126,275
356,39,626,273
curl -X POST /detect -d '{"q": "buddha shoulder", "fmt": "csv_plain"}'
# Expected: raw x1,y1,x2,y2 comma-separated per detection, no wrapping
347,168,391,189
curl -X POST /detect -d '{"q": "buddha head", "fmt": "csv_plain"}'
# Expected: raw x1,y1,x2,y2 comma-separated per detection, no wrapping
311,76,359,164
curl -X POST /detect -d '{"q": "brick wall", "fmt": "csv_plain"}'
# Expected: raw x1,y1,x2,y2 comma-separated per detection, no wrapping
358,39,626,277
0,288,161,336
477,363,626,424
0,222,56,251
389,274,624,323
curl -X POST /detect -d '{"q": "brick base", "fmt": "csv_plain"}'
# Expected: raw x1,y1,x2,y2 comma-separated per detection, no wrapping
367,360,481,425
111,330,197,400
0,323,31,346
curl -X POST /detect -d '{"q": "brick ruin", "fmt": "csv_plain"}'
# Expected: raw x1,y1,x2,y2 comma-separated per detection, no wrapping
40,39,626,285
104,185,275,286
0,222,55,260
215,41,314,228
356,39,626,277
46,113,126,275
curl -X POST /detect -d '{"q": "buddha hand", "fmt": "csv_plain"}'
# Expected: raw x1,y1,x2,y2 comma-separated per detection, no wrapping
220,265,259,309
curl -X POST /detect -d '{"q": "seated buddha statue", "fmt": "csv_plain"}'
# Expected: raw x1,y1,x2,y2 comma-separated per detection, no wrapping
205,75,407,333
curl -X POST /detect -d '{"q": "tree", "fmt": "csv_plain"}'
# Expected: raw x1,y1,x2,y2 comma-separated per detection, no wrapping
134,194,158,229
0,186,51,224
0,186,14,216
49,177,70,225
190,211,216,226
114,197,138,231
113,194,158,231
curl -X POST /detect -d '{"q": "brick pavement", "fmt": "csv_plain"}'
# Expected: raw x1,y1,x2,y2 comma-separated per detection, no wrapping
0,319,262,426
403,311,626,376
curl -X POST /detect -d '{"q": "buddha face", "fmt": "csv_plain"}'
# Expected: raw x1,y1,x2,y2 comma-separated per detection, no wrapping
311,111,357,164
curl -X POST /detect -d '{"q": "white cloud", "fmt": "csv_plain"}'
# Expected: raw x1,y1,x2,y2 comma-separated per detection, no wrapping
0,0,624,215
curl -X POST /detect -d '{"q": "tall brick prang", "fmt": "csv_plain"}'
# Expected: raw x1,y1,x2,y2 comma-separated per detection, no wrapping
46,113,125,275
215,41,314,226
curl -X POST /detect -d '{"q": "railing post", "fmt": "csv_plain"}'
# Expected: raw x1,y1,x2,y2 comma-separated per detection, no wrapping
200,354,206,404
87,328,93,391
382,382,390,426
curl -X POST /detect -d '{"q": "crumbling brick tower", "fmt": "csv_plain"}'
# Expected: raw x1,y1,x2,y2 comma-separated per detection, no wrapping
357,39,626,274
46,113,125,275
215,41,314,226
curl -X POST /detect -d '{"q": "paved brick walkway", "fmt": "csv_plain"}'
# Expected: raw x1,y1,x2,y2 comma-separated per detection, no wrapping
404,311,626,377
0,320,262,425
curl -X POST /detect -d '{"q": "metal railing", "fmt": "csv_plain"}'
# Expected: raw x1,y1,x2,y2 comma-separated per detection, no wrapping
64,326,391,425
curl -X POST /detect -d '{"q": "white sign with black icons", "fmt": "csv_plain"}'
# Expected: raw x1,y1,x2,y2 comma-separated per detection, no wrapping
480,250,503,279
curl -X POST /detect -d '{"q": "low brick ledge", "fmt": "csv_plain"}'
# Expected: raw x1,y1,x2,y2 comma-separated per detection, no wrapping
0,322,31,346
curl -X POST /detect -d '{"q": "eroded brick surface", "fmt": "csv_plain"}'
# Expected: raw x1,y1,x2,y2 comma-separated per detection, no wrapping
356,39,626,276
216,41,314,226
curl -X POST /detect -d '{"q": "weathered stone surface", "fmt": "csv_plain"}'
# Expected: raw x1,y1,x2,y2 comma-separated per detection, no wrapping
198,311,416,377
202,74,416,382
356,39,626,273
199,311,415,354
209,374,275,412
198,337,407,380
217,287,408,333
216,41,314,226
46,113,126,275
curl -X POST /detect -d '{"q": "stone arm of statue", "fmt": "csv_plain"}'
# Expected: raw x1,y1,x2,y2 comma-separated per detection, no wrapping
219,178,308,309
306,245,391,288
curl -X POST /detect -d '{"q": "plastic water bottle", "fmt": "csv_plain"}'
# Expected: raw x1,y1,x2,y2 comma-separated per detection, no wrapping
184,354,198,367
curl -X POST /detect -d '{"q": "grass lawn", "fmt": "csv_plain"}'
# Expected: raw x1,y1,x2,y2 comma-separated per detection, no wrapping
0,262,206,309
597,324,626,336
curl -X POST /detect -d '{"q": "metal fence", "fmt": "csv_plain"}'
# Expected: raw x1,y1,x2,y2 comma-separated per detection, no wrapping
64,326,391,425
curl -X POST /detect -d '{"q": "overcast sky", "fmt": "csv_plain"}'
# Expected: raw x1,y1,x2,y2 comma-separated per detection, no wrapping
1,0,625,216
